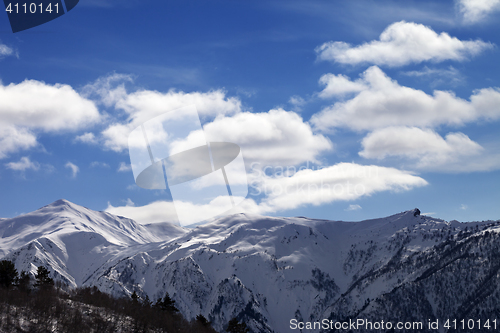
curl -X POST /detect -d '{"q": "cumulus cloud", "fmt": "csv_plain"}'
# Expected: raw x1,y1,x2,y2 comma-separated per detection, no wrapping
318,73,368,98
100,88,242,152
0,79,100,159
119,107,331,169
316,21,492,67
116,89,241,122
0,80,100,131
82,74,330,168
360,127,500,172
202,109,333,166
65,162,79,178
458,0,500,23
5,156,40,171
359,127,489,170
0,127,38,159
311,66,500,132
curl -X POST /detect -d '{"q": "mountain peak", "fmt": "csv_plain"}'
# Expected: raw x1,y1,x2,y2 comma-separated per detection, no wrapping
51,198,70,205
47,198,76,208
42,199,93,215
412,208,421,216
397,208,421,217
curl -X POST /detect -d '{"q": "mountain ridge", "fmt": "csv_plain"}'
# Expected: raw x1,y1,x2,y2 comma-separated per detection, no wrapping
1,199,499,332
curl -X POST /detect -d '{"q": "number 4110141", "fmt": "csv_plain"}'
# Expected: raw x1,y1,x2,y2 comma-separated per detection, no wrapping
5,3,59,14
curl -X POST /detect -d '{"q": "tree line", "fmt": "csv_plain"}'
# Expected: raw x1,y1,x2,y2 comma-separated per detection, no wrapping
0,260,249,332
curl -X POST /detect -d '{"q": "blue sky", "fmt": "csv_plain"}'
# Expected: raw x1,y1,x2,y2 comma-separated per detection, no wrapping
0,0,499,224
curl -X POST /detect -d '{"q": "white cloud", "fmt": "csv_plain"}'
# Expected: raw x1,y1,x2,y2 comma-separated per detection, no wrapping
358,127,500,172
359,127,483,159
359,127,488,171
65,162,79,178
81,73,133,107
0,127,38,159
0,79,100,159
75,132,98,144
421,212,437,216
288,95,306,111
202,109,332,166
118,89,241,122
118,162,132,172
316,21,492,67
106,197,264,226
106,200,179,224
136,109,332,168
460,203,468,210
0,79,100,131
0,43,16,58
83,75,329,168
318,73,368,98
107,163,427,224
458,0,500,23
346,204,362,211
99,88,242,152
252,163,428,212
311,66,500,132
5,156,40,171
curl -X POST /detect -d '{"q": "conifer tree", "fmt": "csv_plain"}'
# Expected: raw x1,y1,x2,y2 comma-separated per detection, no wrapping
34,266,54,288
131,291,139,303
0,260,18,289
155,293,179,313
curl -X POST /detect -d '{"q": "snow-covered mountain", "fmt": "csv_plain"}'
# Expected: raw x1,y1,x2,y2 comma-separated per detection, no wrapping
2,200,500,333
0,199,187,287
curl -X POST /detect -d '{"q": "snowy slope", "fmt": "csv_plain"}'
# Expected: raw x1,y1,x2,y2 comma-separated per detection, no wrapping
83,209,500,332
2,200,500,333
0,199,187,287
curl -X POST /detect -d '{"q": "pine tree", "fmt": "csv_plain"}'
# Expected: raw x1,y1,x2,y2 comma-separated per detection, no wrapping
159,292,179,313
131,291,139,303
0,260,18,289
34,266,54,288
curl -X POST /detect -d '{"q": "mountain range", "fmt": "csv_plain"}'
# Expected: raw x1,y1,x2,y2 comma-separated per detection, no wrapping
1,199,499,333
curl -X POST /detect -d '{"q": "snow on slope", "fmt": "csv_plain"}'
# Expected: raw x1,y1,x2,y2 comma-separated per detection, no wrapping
84,209,469,332
2,201,499,333
0,199,187,286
